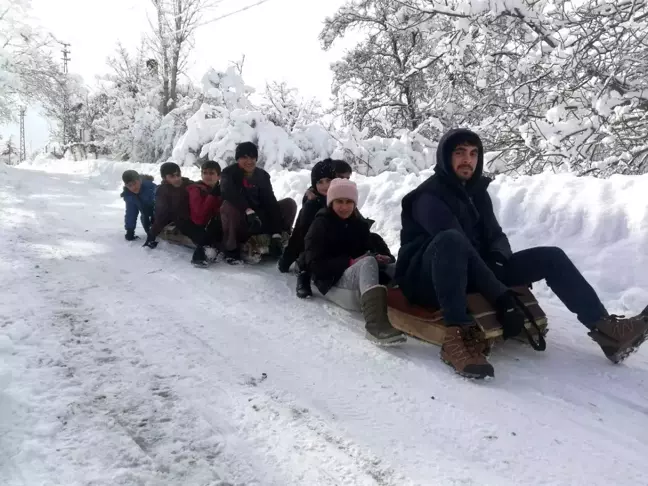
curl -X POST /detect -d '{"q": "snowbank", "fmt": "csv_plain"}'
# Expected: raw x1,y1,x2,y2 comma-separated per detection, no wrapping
168,66,435,175
22,157,648,312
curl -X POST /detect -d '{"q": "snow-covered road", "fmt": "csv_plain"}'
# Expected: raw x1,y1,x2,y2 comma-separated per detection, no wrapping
1,164,647,485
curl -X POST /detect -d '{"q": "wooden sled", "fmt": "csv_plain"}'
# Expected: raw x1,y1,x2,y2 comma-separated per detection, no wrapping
387,286,548,349
158,224,289,263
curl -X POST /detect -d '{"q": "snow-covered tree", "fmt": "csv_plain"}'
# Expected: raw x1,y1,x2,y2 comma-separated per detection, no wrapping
261,81,323,132
324,0,648,176
148,0,220,115
38,71,89,146
1,136,17,164
0,0,59,123
90,43,164,161
320,1,443,139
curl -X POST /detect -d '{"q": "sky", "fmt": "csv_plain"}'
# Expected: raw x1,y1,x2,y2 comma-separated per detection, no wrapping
1,0,355,152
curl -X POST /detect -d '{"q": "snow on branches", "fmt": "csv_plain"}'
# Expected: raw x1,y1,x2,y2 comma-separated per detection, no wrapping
323,0,648,176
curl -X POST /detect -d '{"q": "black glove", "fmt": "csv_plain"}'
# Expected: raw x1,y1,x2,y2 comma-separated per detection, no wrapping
142,235,158,249
246,212,263,234
277,255,291,273
495,291,525,340
125,229,139,241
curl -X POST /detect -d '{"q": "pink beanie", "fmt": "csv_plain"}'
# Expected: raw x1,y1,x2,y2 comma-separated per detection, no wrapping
327,178,358,206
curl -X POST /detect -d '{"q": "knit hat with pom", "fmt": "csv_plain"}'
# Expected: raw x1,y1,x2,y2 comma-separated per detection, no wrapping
327,178,358,207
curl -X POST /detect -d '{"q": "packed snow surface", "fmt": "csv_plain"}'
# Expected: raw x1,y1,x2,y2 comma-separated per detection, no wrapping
2,159,648,485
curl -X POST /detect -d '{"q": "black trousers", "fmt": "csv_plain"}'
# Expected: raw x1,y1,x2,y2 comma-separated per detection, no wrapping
420,229,608,328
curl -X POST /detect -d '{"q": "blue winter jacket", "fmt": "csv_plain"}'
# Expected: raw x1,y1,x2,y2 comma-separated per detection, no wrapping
121,177,157,232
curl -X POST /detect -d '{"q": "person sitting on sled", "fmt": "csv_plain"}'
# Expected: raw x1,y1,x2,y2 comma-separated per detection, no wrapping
395,128,648,379
303,178,406,346
185,160,224,267
278,159,337,296
303,159,353,202
121,170,156,242
143,162,209,266
219,141,297,264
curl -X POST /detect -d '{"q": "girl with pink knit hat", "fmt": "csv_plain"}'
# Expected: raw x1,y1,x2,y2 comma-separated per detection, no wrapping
303,178,406,346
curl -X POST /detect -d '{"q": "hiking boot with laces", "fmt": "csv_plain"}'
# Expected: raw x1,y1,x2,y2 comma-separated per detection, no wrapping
588,312,648,363
465,326,492,357
441,326,495,379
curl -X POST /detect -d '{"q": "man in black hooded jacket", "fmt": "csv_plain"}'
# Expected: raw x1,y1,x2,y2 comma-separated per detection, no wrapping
396,128,648,379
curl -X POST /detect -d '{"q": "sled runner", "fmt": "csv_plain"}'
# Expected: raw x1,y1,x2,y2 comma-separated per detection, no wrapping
387,286,548,349
158,224,289,263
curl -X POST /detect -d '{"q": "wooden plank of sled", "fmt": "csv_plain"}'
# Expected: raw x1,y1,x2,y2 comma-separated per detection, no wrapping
387,288,446,345
158,225,196,248
387,286,548,347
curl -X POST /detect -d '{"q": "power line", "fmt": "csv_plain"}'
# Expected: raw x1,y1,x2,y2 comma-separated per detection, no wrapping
197,0,272,28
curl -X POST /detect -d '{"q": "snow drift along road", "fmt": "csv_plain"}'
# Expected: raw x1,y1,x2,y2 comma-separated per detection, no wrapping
1,160,647,485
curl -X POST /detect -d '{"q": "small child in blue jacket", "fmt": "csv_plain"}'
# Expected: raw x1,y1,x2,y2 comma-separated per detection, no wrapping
121,170,157,241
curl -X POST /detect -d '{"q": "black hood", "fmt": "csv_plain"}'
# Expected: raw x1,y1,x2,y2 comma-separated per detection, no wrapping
434,128,484,188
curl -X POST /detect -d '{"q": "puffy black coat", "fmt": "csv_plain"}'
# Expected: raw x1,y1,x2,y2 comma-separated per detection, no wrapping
304,208,393,295
220,164,283,233
395,128,512,306
282,192,328,269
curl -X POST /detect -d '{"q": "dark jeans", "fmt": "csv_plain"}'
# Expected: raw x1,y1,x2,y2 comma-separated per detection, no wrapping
220,199,298,252
421,229,607,328
176,218,222,249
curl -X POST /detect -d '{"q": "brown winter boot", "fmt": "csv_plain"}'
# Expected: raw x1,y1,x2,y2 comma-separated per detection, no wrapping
441,326,495,379
588,312,648,363
465,326,492,357
361,286,407,346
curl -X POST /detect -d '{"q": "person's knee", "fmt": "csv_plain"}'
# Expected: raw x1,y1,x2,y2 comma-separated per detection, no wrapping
542,246,570,268
281,197,297,212
428,229,469,253
358,255,379,271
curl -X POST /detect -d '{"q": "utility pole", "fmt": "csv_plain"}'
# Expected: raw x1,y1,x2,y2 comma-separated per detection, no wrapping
61,43,71,145
61,43,70,74
19,107,26,163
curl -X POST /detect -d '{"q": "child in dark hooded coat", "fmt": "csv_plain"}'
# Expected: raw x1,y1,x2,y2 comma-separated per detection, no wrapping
278,160,337,297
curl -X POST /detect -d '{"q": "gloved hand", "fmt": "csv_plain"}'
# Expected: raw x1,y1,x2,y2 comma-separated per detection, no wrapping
125,229,139,241
495,290,525,340
142,235,158,249
277,256,291,273
246,211,263,234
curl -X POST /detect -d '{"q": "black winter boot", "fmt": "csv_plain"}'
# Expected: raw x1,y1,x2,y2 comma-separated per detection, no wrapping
361,286,406,346
495,291,526,339
191,246,209,268
223,249,243,265
296,271,312,299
